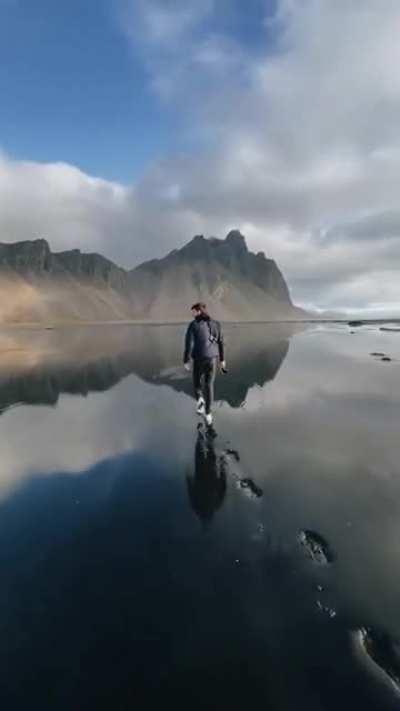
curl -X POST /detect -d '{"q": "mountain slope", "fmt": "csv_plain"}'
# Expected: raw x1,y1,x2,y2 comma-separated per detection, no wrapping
0,231,305,322
0,239,131,322
127,230,303,320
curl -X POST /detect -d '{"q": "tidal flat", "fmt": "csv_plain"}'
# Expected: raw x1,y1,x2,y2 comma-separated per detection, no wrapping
0,322,400,710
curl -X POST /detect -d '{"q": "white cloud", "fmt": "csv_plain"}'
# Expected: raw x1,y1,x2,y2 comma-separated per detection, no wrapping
123,0,214,45
0,371,196,499
0,153,129,257
1,1,400,312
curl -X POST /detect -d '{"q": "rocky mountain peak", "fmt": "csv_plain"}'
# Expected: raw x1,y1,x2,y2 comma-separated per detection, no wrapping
0,237,52,272
0,231,305,322
225,230,248,253
178,231,248,260
179,234,208,258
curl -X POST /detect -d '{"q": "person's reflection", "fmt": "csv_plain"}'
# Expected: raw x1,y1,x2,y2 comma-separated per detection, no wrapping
186,427,227,524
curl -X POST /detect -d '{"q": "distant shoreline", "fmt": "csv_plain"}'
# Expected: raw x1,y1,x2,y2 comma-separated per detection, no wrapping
0,318,399,329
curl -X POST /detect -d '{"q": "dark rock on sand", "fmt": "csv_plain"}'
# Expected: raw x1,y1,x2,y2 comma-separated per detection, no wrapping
221,450,263,499
348,321,363,327
354,627,400,692
298,530,335,565
225,448,240,462
371,352,386,357
380,327,400,332
381,357,392,362
316,599,337,618
239,478,263,498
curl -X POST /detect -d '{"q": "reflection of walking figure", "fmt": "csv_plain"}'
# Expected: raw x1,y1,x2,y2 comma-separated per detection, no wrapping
186,428,227,523
183,302,226,427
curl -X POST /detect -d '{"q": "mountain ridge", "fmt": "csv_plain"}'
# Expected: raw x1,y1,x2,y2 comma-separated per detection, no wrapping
0,230,306,322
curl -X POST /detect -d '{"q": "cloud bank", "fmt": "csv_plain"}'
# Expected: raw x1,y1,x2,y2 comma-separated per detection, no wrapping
1,0,400,313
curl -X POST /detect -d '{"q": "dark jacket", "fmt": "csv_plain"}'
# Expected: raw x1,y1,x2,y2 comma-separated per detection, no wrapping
183,315,224,363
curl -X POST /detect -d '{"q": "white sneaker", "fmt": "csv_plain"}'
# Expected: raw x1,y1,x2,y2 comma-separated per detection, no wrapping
196,397,205,414
205,412,213,426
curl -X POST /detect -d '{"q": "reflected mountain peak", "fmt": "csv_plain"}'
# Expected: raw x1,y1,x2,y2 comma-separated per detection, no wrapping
0,323,306,414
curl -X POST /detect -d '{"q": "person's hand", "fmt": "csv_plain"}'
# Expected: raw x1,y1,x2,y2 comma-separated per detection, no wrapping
184,362,191,372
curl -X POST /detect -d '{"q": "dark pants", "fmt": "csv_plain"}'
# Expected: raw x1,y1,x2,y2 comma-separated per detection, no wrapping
193,357,217,414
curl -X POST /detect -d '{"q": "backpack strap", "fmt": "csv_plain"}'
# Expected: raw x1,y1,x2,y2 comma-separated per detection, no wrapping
207,319,218,344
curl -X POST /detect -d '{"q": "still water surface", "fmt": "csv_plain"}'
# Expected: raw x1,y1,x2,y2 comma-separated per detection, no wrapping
0,323,400,709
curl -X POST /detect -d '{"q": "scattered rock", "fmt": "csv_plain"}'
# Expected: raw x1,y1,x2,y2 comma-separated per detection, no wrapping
354,627,400,691
225,448,240,461
381,357,392,362
239,478,263,498
298,529,335,565
370,352,386,357
380,327,400,332
348,321,363,327
222,447,263,500
251,522,266,542
316,599,337,618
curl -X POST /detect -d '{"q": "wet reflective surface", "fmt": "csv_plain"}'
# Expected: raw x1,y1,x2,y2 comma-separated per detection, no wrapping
1,322,400,709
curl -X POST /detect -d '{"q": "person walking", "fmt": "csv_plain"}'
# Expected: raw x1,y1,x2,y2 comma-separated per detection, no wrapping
183,302,226,426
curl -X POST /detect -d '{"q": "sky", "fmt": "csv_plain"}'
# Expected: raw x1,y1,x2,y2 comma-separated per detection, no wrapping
0,0,400,315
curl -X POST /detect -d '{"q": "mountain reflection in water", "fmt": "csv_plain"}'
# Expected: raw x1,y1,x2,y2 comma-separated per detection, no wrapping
0,323,399,710
0,323,296,412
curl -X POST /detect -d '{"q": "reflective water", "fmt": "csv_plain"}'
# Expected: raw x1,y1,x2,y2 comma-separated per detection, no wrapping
1,323,400,709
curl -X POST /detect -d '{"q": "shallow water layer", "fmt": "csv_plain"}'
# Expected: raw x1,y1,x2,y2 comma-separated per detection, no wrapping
0,322,400,709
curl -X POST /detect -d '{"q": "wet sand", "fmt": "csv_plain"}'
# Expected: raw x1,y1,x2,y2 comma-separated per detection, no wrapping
0,322,399,709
